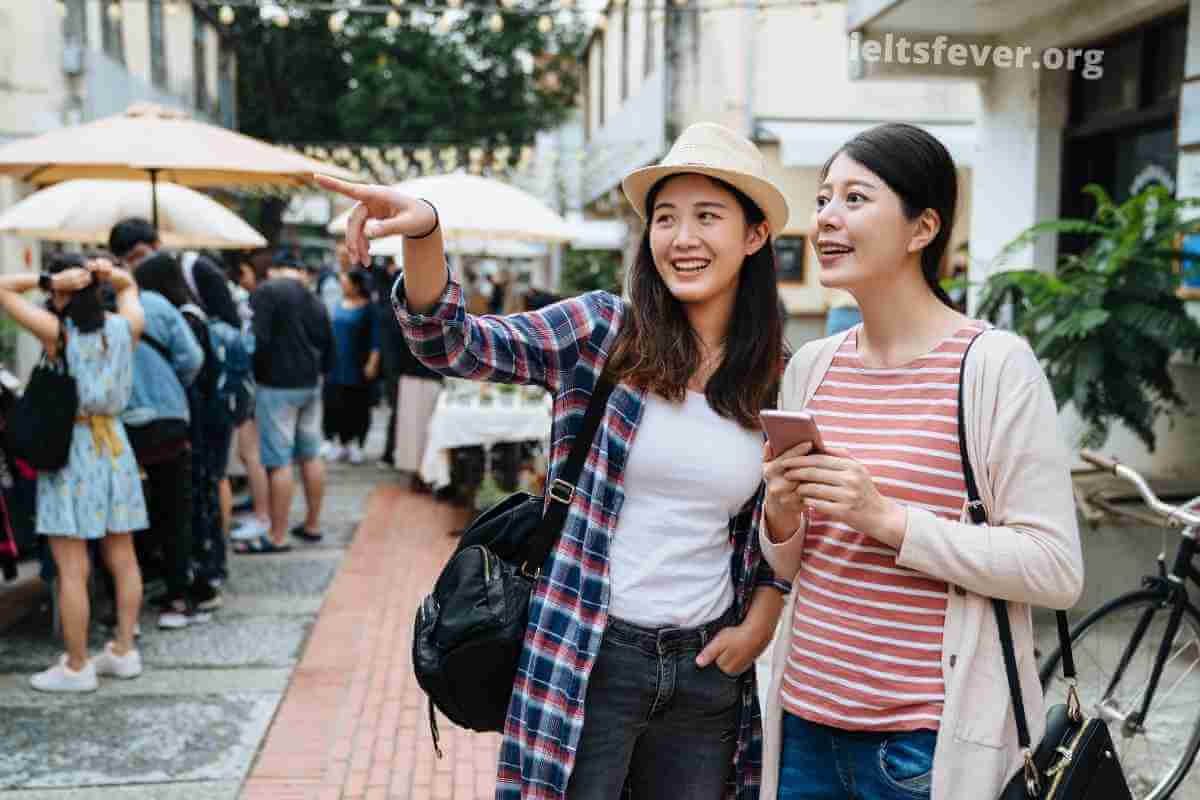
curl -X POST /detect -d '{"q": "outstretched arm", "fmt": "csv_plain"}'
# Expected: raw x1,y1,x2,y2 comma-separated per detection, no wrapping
0,272,68,356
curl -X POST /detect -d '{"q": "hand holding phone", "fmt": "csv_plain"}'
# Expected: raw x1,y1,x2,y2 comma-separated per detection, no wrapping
759,410,825,456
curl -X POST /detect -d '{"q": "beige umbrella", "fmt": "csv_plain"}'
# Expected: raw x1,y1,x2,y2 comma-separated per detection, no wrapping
0,179,267,250
326,172,573,243
0,102,358,227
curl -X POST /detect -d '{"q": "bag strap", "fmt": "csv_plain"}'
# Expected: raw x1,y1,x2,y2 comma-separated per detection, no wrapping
140,333,173,365
956,329,1077,789
519,373,616,578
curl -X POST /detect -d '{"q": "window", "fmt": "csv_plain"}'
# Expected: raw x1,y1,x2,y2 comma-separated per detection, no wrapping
63,0,87,49
193,7,209,111
620,1,630,101
775,236,805,283
1061,13,1185,254
643,0,654,76
101,0,124,64
149,0,167,87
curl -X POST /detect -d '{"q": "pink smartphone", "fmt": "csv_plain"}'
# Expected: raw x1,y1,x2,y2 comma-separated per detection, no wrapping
759,410,826,455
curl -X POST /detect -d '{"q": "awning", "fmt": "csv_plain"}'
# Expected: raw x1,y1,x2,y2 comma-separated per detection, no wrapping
758,120,977,168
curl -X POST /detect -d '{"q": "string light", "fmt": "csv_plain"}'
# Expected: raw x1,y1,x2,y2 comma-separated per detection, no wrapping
435,11,453,32
537,14,552,32
559,0,575,9
488,11,504,31
391,0,405,5
447,0,463,9
55,0,67,17
106,2,122,22
218,4,235,24
386,9,401,27
329,9,348,32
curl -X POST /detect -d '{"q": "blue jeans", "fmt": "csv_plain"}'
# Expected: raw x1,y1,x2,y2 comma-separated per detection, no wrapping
779,713,936,800
566,607,742,800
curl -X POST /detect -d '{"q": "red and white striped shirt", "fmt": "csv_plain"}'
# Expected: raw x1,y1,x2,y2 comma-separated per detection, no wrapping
780,322,987,732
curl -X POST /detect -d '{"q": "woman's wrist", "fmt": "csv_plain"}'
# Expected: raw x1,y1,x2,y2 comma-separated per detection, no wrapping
764,503,805,544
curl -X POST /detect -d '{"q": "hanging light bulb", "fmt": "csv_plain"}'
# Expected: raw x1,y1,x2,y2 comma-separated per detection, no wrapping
328,10,347,34
447,0,463,9
386,10,402,27
391,0,405,5
501,0,518,7
218,4,235,25
435,11,453,33
106,2,122,22
537,14,552,32
55,0,67,17
559,0,575,9
488,12,504,32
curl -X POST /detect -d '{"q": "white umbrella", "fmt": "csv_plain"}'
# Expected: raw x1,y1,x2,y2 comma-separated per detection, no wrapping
326,172,573,244
357,236,546,259
0,179,267,250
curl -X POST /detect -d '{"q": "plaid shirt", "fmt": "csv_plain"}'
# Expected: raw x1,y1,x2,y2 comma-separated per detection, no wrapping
394,275,790,800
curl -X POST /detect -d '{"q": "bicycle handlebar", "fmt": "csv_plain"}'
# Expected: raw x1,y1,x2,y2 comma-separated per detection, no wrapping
1080,450,1200,528
1080,449,1118,473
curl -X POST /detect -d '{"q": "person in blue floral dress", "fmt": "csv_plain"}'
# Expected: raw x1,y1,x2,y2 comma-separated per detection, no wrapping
0,254,148,693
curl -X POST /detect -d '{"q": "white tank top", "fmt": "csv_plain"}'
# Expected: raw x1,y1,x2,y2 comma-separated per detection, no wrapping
608,390,764,627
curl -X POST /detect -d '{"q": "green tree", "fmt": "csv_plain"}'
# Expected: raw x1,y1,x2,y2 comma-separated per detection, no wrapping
559,248,623,296
223,4,584,239
977,184,1200,451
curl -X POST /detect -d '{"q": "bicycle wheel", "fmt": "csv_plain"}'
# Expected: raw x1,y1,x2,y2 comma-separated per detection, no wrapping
1041,590,1200,800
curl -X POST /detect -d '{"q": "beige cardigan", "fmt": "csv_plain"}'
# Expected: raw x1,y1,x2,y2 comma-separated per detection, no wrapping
758,328,1084,800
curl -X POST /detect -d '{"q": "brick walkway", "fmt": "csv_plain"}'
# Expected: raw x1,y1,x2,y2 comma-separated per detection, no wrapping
241,485,501,800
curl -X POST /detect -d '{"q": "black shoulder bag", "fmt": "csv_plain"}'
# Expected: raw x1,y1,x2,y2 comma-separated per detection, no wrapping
956,334,1131,800
6,330,78,471
413,375,615,755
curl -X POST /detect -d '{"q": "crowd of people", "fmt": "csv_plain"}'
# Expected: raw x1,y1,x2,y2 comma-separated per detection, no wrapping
0,216,448,693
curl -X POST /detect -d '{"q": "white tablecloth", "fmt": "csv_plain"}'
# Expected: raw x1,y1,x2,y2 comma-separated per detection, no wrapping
419,385,553,489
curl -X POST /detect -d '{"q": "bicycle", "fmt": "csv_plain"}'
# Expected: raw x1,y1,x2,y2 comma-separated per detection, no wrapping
1039,450,1200,800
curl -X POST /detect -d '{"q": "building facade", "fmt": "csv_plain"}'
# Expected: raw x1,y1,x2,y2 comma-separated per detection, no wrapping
577,0,979,344
846,0,1200,476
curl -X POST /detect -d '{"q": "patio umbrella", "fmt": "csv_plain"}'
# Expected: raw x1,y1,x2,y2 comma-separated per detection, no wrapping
0,103,358,227
326,172,573,244
0,179,267,250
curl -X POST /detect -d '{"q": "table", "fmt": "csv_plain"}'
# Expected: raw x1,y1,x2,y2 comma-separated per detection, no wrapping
419,382,553,491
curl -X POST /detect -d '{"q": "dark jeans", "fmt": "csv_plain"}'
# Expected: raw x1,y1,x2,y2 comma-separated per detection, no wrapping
779,713,936,800
143,448,193,601
190,412,234,585
381,376,399,464
566,607,741,800
326,383,373,447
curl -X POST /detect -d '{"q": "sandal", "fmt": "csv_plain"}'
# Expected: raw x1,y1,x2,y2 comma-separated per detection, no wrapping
290,524,323,543
234,535,292,555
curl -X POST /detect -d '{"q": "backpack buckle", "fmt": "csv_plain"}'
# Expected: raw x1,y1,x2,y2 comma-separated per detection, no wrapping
548,479,575,505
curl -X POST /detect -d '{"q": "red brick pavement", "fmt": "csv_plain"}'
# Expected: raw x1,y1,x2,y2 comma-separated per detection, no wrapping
241,485,501,800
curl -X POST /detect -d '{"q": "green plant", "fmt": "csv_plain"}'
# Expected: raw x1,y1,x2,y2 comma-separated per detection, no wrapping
978,184,1200,451
0,315,19,368
559,248,623,296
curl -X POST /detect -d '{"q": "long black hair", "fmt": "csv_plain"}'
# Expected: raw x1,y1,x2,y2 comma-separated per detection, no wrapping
133,252,197,310
606,173,784,429
45,253,106,334
822,123,958,308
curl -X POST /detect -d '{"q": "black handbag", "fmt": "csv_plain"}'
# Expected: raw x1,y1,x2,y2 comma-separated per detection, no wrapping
956,334,1131,800
6,331,78,471
413,375,615,756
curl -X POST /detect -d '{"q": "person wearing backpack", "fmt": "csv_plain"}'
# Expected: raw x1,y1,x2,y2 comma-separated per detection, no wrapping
131,254,236,610
122,287,206,629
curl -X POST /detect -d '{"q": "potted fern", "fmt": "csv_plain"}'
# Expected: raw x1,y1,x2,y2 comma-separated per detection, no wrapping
977,184,1200,451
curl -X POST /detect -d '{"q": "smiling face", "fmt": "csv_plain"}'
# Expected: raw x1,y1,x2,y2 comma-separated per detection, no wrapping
810,153,934,292
648,173,768,311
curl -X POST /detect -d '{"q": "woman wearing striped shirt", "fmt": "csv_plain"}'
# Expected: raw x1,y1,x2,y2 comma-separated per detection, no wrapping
758,124,1083,800
316,123,795,800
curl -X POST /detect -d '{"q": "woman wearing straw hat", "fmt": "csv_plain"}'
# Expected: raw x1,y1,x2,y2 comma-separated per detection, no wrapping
758,123,1082,799
317,122,794,799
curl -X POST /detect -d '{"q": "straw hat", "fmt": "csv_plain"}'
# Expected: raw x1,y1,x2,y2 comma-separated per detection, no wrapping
622,122,790,236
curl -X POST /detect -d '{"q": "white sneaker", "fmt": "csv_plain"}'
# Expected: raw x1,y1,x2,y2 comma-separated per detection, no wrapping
92,642,143,679
347,444,364,464
323,442,346,462
30,655,98,693
158,602,213,630
230,516,269,541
